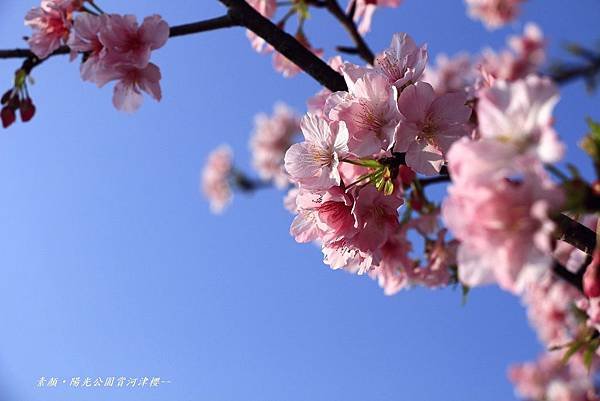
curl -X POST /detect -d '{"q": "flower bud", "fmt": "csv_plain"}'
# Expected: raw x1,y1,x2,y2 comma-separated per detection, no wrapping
1,106,16,128
398,165,416,188
19,98,36,122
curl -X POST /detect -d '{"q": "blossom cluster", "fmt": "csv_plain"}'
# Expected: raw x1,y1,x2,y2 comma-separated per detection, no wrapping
202,145,234,214
425,22,545,95
250,103,301,188
25,0,169,112
506,215,600,400
280,32,468,292
510,353,597,401
465,0,526,29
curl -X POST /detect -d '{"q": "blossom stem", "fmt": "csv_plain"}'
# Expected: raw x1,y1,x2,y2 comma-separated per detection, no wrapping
418,175,450,187
87,1,106,15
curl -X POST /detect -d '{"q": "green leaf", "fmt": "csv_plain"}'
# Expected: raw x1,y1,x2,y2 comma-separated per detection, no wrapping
583,338,600,372
561,339,585,364
587,117,600,140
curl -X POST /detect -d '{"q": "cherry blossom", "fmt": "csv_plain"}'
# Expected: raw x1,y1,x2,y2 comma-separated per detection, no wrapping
327,68,400,156
25,0,82,59
465,0,525,29
250,103,300,188
202,145,234,214
98,14,169,68
394,82,472,175
112,63,162,112
478,23,546,82
509,353,596,401
284,113,349,190
521,275,584,346
374,33,428,89
351,0,402,34
67,13,106,81
67,13,168,112
424,53,475,95
442,171,563,293
477,75,563,163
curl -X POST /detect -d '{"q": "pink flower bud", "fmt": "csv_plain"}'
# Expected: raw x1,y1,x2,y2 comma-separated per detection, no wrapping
583,249,600,298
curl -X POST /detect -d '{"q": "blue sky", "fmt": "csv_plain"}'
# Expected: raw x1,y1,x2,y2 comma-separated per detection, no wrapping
0,1,598,400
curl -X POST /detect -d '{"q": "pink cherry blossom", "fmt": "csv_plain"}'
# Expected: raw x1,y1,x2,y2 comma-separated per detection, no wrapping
351,0,402,34
350,185,403,252
424,53,476,95
94,63,162,113
508,23,545,74
394,82,471,175
284,113,349,190
371,214,455,295
327,69,400,156
98,14,169,68
25,0,82,59
250,103,300,188
294,187,358,243
442,171,563,293
202,145,234,214
477,23,546,82
68,13,168,112
67,13,106,81
477,75,564,163
322,238,378,275
521,275,584,346
445,137,534,187
465,0,525,29
509,353,596,401
374,33,428,89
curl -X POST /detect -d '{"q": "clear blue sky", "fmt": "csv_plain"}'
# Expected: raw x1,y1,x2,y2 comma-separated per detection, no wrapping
0,1,598,400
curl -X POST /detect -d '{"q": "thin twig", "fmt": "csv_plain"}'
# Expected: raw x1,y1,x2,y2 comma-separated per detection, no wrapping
322,0,375,64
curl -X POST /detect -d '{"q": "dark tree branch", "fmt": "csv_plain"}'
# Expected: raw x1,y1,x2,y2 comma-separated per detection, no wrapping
552,261,584,292
169,14,238,37
419,175,451,187
553,213,597,256
219,0,347,91
0,15,238,60
549,56,600,86
336,45,360,55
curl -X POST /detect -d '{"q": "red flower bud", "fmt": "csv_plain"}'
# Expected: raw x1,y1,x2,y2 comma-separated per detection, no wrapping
399,165,416,188
19,98,36,122
410,191,423,212
1,107,16,128
1,89,13,105
583,249,600,298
